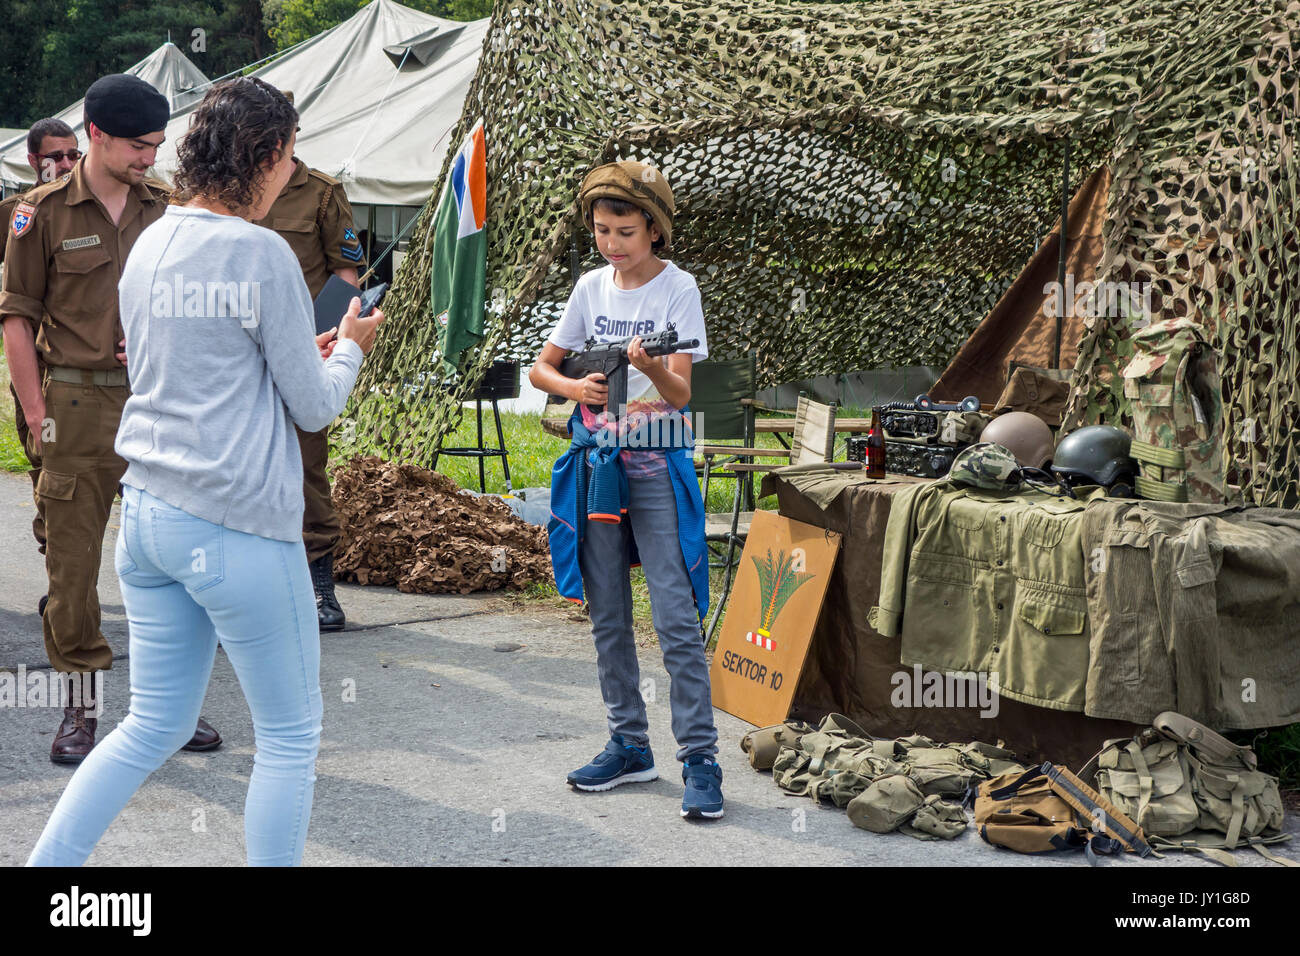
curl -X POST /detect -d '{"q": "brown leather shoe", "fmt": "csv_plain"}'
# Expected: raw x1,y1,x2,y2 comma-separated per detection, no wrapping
181,716,222,752
50,706,97,764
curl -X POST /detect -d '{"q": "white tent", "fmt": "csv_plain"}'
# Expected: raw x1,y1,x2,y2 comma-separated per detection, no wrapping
154,0,488,207
0,42,208,191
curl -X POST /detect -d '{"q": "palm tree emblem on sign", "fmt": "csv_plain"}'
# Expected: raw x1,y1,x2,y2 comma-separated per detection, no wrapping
746,549,815,652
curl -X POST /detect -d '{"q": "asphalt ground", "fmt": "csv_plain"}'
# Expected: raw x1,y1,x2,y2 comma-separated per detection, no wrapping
0,471,1295,868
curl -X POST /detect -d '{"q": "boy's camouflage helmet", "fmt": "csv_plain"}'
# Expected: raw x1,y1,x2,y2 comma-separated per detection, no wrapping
947,442,1022,489
579,161,675,250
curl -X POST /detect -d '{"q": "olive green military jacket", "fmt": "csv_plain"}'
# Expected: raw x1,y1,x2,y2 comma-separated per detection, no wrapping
868,482,1095,711
1081,500,1300,729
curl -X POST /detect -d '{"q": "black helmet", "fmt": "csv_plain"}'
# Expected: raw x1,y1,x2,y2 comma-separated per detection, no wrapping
1052,425,1139,494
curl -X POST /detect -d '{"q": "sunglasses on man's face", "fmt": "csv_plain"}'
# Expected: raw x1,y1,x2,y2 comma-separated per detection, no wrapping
40,150,82,163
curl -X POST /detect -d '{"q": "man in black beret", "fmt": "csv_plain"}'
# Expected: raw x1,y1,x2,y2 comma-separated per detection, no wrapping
1,74,221,762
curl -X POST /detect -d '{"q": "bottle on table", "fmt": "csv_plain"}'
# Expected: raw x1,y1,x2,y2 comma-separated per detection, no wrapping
866,407,887,478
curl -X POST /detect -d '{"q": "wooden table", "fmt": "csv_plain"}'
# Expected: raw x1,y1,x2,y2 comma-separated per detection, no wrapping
764,466,1140,767
755,417,871,433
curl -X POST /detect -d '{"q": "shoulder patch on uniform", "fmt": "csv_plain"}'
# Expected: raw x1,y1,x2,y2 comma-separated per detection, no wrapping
11,201,36,238
307,168,341,187
142,177,173,201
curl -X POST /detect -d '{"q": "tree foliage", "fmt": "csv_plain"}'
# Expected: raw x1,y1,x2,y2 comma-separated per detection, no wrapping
268,0,490,49
0,0,487,129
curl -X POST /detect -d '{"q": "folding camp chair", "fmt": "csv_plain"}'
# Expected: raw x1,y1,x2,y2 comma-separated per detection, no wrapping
703,396,860,642
692,354,766,518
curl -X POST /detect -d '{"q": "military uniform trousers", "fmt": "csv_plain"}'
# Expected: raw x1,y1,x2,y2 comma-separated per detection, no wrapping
11,380,46,551
297,424,340,564
26,374,127,673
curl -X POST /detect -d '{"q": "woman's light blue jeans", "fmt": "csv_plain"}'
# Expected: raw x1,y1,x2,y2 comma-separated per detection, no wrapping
27,484,323,866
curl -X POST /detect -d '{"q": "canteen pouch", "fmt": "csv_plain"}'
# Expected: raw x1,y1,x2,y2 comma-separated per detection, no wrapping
741,720,813,771
847,774,925,833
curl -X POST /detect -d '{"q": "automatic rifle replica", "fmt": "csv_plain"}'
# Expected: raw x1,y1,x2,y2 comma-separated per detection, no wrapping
549,322,699,425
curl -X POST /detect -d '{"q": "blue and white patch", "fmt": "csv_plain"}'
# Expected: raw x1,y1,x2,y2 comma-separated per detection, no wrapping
343,227,357,242
11,201,36,238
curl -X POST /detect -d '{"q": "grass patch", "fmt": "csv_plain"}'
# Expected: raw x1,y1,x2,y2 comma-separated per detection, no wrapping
0,345,33,474
1229,725,1300,792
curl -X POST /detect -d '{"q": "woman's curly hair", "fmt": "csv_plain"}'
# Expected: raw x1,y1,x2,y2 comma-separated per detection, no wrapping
174,78,297,213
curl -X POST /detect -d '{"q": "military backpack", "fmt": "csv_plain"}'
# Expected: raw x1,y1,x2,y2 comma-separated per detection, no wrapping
973,762,1153,864
1082,711,1294,866
1121,317,1230,503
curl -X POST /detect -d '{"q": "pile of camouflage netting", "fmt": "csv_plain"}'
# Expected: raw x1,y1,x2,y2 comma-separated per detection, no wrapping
331,456,552,593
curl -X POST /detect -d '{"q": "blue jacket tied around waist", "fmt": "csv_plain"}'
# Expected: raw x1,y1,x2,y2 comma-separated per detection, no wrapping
547,407,710,623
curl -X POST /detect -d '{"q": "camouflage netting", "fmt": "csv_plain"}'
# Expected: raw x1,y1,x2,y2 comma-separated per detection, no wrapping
342,0,1300,506
332,457,552,593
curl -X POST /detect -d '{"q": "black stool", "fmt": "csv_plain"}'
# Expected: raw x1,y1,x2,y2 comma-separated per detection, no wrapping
433,360,518,492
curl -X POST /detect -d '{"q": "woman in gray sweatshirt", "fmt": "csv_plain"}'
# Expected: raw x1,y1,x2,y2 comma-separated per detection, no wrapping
27,77,382,866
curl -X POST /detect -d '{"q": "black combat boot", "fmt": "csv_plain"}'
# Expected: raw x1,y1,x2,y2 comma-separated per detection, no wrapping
309,553,345,631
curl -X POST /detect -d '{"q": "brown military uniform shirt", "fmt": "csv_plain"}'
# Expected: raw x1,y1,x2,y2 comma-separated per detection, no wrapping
0,160,168,370
254,159,366,299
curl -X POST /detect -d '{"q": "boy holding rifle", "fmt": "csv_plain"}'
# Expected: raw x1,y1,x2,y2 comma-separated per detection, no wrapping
529,161,722,819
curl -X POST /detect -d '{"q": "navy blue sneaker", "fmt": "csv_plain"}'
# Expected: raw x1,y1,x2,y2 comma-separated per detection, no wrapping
567,735,658,791
681,754,724,819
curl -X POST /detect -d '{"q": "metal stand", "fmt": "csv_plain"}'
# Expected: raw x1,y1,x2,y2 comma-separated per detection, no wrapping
433,360,518,492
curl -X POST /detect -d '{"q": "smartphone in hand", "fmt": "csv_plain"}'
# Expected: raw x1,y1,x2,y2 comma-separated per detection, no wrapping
313,276,388,338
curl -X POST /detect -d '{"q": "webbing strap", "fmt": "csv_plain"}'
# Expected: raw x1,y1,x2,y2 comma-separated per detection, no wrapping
1043,762,1153,858
1252,842,1300,867
1192,846,1239,867
1126,741,1154,831
1084,835,1123,866
1225,778,1244,850
1149,832,1295,867
988,764,1046,800
1131,439,1186,468
808,741,832,776
1135,474,1189,502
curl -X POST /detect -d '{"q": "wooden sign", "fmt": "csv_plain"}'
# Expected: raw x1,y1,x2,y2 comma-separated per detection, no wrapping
710,511,841,727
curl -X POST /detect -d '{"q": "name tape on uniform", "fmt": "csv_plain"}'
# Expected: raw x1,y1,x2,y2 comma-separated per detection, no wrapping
62,235,103,251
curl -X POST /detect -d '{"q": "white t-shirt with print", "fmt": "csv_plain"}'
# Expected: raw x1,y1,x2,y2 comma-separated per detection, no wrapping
547,260,708,475
548,261,708,396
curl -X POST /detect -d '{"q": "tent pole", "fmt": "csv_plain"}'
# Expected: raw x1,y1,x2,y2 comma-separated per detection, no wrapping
1054,138,1071,370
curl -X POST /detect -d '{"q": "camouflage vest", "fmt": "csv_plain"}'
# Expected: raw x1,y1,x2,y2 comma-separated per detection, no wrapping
1121,318,1228,503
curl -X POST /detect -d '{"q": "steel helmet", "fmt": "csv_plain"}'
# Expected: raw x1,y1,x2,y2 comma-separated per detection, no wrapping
979,412,1055,469
1052,425,1139,494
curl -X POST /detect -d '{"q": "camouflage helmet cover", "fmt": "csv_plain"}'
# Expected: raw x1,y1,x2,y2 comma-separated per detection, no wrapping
947,442,1022,490
579,161,675,250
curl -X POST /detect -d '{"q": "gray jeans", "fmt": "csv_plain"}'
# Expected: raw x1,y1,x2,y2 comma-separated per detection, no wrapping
579,468,718,762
